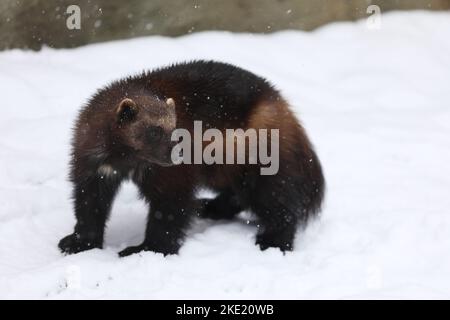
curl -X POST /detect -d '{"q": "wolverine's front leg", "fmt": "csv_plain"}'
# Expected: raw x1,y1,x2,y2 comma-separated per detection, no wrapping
59,170,122,254
119,198,194,257
119,174,196,257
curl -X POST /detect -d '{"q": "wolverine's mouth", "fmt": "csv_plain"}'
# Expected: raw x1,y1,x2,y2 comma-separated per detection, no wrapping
154,161,175,167
137,153,175,167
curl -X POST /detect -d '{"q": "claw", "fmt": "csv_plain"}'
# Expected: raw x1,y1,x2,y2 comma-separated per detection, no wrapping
58,233,101,255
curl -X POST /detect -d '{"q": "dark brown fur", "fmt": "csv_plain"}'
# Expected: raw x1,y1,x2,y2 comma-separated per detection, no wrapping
59,60,325,256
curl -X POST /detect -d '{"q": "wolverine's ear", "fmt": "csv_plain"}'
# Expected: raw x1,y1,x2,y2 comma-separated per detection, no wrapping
166,98,177,126
166,98,175,109
116,98,138,123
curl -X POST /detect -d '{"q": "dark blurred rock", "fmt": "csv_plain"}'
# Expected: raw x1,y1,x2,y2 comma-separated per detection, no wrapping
1,0,449,51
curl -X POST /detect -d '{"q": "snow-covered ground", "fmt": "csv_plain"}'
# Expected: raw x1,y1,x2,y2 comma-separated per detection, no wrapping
0,11,449,299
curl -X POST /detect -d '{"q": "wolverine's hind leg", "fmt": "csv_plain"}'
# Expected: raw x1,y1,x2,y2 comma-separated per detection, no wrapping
250,175,301,252
199,188,243,220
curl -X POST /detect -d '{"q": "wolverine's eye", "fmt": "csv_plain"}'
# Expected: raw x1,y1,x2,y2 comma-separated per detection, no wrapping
146,126,163,142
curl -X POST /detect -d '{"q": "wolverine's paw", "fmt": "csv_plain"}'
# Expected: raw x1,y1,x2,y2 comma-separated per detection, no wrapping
58,233,101,255
118,242,180,257
255,233,294,253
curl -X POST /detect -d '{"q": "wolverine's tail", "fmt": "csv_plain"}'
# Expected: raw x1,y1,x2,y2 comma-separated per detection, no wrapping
305,147,325,216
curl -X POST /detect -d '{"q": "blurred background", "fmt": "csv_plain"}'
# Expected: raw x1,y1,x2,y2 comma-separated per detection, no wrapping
1,0,449,51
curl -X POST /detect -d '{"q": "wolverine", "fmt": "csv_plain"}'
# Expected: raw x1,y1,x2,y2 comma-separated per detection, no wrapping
58,60,325,257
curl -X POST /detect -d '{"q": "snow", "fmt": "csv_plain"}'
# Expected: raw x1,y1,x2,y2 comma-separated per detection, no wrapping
1,11,450,299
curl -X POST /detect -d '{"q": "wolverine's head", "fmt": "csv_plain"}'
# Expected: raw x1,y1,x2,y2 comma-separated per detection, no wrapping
113,95,177,166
